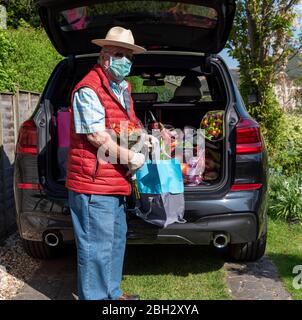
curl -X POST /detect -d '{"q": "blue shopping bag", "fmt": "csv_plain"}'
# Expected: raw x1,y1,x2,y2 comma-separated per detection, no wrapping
129,159,186,228
135,159,184,194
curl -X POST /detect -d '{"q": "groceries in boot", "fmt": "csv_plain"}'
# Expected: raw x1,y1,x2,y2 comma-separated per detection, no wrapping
143,110,224,186
55,108,223,187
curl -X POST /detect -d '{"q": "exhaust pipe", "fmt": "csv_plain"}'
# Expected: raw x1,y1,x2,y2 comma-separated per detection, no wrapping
213,233,229,249
44,232,60,247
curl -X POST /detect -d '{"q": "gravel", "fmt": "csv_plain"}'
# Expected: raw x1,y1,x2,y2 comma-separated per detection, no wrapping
0,233,41,300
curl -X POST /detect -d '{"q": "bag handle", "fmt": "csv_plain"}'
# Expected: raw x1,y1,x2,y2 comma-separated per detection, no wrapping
127,197,154,219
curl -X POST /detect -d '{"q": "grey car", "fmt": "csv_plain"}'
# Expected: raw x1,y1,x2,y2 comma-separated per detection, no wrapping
14,0,268,261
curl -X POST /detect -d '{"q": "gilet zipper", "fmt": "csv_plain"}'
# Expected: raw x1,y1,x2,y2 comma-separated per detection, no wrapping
93,160,99,182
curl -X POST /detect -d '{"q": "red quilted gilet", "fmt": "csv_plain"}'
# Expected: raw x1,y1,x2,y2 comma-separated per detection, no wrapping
65,64,140,195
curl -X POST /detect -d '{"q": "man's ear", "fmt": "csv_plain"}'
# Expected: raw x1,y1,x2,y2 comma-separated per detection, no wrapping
98,50,104,66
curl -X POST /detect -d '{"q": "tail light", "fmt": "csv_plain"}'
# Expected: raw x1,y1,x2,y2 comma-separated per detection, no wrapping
232,118,264,191
17,183,42,190
236,118,263,154
16,120,38,155
231,183,262,191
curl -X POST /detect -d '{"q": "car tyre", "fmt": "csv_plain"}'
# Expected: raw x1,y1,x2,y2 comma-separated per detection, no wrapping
227,223,267,262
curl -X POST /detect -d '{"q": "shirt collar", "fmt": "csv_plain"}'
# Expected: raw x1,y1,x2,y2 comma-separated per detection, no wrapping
109,79,128,92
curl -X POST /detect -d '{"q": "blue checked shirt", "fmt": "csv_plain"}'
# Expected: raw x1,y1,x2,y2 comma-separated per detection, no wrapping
73,80,129,134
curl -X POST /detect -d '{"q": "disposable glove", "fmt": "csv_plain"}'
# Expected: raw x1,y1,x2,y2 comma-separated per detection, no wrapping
144,134,160,149
127,152,145,175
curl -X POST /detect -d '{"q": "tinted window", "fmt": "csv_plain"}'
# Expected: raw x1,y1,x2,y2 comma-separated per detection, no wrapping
127,75,212,102
59,1,218,32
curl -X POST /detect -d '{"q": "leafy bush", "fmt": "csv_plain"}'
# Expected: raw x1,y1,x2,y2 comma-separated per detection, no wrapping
269,114,302,176
1,26,62,93
268,114,302,222
245,86,286,152
227,1,299,151
3,0,40,28
0,30,17,92
268,172,302,222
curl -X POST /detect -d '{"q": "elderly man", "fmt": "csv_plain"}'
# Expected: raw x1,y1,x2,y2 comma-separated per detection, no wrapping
66,26,148,300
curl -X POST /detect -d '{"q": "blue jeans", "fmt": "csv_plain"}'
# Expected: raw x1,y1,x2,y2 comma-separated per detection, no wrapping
68,190,127,300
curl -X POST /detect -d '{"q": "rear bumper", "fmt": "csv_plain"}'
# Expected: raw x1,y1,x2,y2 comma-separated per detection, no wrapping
18,210,257,245
126,212,257,245
16,186,266,245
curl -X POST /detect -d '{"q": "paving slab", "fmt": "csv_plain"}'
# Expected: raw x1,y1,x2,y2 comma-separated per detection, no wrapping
13,253,77,300
225,256,292,300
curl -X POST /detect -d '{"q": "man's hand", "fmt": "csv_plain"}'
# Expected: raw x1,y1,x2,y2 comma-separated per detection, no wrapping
144,134,159,148
126,152,145,176
130,133,159,157
143,134,159,154
87,131,110,148
87,131,138,167
141,134,160,160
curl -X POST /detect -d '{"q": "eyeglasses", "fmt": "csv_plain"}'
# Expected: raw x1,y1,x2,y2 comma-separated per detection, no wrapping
114,52,134,62
103,50,134,62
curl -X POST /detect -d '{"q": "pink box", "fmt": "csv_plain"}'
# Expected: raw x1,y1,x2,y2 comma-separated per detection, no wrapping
57,110,71,148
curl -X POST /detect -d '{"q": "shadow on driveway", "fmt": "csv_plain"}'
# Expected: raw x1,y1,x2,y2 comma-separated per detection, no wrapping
13,244,225,300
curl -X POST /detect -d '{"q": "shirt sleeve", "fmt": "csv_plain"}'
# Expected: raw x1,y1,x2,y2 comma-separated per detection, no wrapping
72,87,105,134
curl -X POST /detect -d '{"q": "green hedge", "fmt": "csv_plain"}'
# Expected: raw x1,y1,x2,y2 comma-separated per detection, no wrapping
0,30,16,92
269,114,302,177
0,26,62,93
4,0,40,29
268,114,302,222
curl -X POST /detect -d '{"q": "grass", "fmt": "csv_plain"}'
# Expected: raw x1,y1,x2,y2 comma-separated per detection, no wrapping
119,219,302,300
266,218,302,300
121,245,231,300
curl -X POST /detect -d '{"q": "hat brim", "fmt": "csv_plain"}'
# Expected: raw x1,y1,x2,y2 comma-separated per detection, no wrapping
91,39,147,53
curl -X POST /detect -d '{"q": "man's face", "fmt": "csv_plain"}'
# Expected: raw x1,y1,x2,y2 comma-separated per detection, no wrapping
100,45,134,69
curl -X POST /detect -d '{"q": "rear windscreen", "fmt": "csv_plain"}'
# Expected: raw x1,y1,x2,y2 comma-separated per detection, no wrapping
127,75,212,102
58,1,218,32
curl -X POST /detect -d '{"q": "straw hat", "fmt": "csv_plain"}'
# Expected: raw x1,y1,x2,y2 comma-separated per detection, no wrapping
91,26,146,53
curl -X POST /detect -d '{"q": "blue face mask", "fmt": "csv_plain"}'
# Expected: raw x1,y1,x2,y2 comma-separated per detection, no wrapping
108,55,132,81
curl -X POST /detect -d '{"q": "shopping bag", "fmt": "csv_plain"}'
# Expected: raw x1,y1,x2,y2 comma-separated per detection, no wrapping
132,159,186,228
133,192,186,228
135,159,184,194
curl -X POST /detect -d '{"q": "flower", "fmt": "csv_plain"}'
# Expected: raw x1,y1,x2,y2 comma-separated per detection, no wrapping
111,122,144,150
201,111,224,141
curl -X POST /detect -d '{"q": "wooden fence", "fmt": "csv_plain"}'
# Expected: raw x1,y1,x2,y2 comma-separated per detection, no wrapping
0,90,40,242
